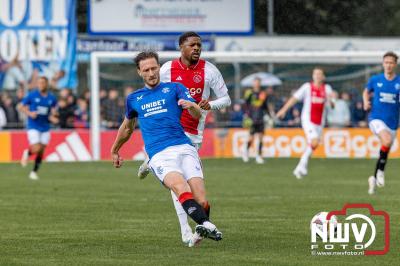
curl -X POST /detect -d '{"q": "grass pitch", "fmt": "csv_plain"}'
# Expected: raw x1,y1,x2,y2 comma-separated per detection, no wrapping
0,158,399,265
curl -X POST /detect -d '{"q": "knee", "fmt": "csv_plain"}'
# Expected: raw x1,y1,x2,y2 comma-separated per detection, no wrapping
382,140,392,148
381,135,392,148
171,183,188,196
30,145,40,154
168,179,190,197
310,140,319,150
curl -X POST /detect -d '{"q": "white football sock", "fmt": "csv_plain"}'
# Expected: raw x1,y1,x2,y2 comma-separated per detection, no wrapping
171,190,191,233
299,146,313,169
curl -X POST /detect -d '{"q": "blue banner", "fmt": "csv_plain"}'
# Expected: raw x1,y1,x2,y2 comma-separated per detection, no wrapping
0,0,77,90
77,36,215,62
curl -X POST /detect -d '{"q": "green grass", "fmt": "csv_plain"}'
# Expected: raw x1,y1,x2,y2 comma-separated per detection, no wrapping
0,159,399,265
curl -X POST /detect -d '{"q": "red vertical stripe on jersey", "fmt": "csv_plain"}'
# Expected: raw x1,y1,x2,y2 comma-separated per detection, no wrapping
309,82,326,125
171,59,206,135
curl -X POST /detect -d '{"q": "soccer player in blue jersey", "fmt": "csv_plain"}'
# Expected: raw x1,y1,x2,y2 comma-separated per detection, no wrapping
20,76,58,180
110,51,222,247
364,51,400,194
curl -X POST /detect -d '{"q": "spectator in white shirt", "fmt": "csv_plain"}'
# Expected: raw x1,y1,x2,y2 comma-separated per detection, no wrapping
326,90,350,127
0,106,7,129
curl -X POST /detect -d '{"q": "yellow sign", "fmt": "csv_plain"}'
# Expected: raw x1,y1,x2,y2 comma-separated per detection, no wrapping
0,132,11,162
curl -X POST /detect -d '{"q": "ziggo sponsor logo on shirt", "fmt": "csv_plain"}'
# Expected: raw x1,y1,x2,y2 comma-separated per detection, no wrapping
188,87,203,96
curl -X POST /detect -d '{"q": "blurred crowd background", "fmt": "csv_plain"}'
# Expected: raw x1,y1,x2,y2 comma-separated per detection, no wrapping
3,0,400,130
0,83,369,130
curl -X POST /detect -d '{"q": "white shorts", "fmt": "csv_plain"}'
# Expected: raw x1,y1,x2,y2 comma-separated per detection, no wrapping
27,129,50,145
369,119,397,139
302,121,323,143
149,144,203,183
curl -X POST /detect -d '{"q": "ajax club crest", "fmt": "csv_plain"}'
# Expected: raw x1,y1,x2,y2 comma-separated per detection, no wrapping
193,74,202,83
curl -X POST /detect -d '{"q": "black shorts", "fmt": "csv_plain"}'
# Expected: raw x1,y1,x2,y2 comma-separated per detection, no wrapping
250,122,265,135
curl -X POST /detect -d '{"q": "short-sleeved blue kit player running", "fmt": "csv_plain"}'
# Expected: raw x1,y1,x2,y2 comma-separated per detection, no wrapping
366,73,400,130
125,82,195,159
22,89,57,132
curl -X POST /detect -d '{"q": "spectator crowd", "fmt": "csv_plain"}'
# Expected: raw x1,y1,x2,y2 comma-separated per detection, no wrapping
0,84,371,130
0,52,382,131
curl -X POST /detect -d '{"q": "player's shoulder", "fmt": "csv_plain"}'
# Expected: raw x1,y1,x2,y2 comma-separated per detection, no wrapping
26,89,42,100
48,91,57,99
161,60,173,70
162,81,183,90
204,60,220,72
299,82,311,89
369,73,383,82
244,88,253,98
165,59,184,70
27,89,39,97
127,88,147,100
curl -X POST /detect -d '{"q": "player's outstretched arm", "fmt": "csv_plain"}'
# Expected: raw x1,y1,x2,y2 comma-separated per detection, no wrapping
276,96,298,119
205,62,231,110
362,89,371,111
111,117,137,168
178,99,201,119
203,95,231,110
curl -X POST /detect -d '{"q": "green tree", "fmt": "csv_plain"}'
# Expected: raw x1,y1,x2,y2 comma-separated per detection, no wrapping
255,0,400,36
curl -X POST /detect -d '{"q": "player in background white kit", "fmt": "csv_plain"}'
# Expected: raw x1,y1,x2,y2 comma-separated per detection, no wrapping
137,32,231,244
276,68,335,179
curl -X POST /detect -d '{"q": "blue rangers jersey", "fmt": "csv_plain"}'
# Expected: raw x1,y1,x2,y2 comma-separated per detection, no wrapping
22,89,57,132
366,73,400,130
125,82,195,159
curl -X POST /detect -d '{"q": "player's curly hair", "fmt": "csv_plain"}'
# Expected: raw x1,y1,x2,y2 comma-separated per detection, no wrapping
134,50,159,69
179,31,201,46
383,51,398,62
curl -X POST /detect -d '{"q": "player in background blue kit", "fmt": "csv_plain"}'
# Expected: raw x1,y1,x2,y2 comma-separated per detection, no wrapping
364,51,400,194
20,76,58,180
110,51,222,247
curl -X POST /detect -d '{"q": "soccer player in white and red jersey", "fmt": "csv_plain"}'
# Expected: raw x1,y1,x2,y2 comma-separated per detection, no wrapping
161,31,231,147
138,32,231,244
276,68,334,179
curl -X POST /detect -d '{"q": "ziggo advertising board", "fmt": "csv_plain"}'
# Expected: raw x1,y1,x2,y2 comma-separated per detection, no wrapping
0,128,399,162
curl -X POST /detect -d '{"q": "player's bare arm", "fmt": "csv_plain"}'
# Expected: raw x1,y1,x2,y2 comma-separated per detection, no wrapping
276,96,298,119
362,89,371,111
111,117,137,168
178,99,201,119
